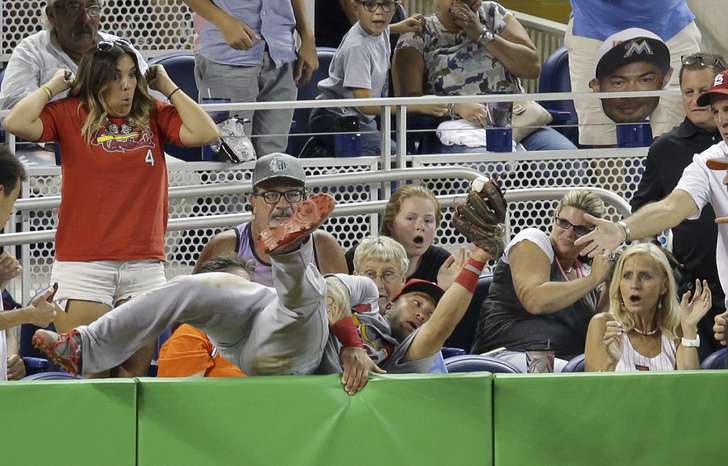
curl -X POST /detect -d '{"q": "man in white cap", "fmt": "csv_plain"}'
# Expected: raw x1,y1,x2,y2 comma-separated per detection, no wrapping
195,152,348,284
585,28,678,145
574,69,728,350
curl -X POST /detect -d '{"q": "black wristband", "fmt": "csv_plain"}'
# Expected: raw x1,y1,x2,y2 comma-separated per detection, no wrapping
167,87,181,100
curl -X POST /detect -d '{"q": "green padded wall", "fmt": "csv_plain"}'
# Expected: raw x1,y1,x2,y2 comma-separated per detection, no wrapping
137,373,493,466
0,379,137,466
494,371,728,466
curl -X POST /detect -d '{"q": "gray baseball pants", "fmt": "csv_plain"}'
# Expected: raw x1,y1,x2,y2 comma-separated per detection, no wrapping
75,241,329,376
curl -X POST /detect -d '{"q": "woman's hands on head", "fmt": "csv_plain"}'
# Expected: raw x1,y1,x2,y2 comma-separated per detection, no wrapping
145,64,176,96
47,68,75,96
678,279,712,336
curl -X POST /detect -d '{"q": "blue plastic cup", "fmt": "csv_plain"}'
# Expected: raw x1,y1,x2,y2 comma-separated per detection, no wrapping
485,100,513,152
616,122,653,148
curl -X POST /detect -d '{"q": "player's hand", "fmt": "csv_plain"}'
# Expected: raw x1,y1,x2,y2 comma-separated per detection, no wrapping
340,346,385,395
7,354,26,380
574,214,625,258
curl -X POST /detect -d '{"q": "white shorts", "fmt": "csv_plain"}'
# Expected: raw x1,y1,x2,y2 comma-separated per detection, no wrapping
50,260,167,308
565,20,702,145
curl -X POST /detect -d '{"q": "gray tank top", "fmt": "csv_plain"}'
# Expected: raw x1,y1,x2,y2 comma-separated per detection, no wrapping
235,222,320,287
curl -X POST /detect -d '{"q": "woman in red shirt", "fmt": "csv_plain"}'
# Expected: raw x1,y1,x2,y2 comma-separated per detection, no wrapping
3,39,219,377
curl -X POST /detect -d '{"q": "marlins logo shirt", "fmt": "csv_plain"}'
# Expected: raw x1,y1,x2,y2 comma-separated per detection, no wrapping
38,98,183,261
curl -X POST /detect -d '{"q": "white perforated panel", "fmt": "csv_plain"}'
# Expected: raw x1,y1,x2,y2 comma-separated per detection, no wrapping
1,0,195,60
21,159,379,300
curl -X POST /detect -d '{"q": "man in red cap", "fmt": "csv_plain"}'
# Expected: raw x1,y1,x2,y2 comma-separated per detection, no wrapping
574,68,728,351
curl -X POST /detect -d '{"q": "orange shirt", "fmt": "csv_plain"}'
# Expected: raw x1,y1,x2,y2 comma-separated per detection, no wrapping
157,324,246,378
38,98,183,261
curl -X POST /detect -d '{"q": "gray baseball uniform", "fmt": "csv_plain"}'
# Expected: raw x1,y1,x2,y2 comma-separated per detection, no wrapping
317,274,437,374
75,240,329,376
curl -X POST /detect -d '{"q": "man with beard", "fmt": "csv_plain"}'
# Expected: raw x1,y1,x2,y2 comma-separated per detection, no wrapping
0,0,147,109
587,28,674,145
194,152,348,283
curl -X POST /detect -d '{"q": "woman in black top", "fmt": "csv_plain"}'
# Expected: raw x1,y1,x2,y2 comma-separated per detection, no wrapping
471,190,614,363
346,185,459,287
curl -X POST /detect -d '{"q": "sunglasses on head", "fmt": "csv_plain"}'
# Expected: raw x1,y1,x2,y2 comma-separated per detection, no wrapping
555,217,595,236
681,53,727,70
96,38,133,52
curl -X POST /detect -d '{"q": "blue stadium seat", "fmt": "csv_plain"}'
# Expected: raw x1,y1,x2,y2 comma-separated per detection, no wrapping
444,354,521,374
22,357,50,376
538,47,579,145
562,353,585,372
149,53,202,161
287,47,337,157
700,348,728,369
444,273,492,352
21,371,81,381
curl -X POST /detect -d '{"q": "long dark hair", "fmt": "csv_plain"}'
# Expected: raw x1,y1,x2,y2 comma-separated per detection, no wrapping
71,40,154,144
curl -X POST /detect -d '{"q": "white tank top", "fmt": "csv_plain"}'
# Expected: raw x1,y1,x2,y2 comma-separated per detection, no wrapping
615,332,676,372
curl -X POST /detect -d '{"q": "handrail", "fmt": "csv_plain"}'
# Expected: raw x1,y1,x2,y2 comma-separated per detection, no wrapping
0,186,631,246
12,167,483,211
512,10,567,35
0,89,683,118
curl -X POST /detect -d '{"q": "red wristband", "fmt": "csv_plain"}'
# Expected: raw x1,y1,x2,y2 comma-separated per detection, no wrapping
332,316,363,348
455,258,486,293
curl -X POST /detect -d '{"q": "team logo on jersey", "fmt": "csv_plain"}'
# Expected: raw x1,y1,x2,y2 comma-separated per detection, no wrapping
623,39,653,59
93,121,155,153
268,156,287,173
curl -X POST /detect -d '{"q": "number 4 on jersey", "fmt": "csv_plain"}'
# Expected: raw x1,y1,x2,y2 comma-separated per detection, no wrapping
145,150,155,166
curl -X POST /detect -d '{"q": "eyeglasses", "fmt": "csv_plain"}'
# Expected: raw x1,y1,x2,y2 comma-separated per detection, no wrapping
681,53,727,70
358,0,398,13
554,217,595,236
54,1,101,17
362,270,401,284
97,38,133,52
253,189,306,205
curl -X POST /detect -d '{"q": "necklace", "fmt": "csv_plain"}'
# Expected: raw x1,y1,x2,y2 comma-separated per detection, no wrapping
556,258,580,281
632,326,658,336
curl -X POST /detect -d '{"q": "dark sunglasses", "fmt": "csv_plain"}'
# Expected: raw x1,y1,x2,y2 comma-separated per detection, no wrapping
681,53,727,70
358,0,398,13
555,217,595,236
252,189,306,205
96,38,134,52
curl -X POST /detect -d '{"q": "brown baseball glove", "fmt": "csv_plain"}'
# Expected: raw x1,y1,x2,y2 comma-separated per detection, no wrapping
452,177,507,258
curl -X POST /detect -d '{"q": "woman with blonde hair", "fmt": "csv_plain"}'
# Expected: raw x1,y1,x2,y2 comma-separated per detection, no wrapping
3,39,219,377
585,243,711,371
471,189,613,370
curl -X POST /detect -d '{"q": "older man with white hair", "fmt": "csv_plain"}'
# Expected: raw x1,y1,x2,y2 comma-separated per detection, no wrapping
0,0,146,109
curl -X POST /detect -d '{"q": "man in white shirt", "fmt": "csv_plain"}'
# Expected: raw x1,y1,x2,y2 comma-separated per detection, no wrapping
0,147,57,381
574,69,728,349
0,0,146,109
